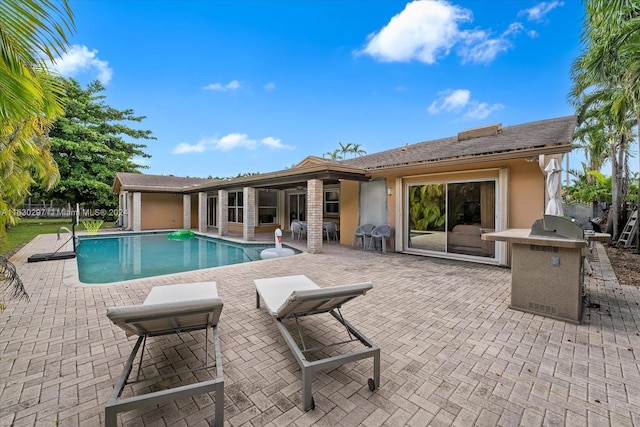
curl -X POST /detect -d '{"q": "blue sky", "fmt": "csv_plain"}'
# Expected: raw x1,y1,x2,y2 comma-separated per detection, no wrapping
51,0,595,179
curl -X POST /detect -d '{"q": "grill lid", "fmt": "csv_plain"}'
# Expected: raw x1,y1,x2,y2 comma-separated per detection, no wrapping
529,215,584,240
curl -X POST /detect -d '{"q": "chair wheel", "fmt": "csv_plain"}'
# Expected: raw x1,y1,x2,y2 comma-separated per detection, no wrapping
368,378,376,391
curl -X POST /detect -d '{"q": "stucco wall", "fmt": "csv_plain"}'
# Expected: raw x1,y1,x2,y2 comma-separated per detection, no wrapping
339,180,361,246
366,158,547,235
140,193,183,230
190,196,199,229
508,161,545,228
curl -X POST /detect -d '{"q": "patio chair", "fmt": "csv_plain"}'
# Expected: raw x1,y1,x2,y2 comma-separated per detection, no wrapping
369,224,394,253
253,275,380,411
291,220,307,240
323,221,339,241
353,223,375,249
105,282,224,426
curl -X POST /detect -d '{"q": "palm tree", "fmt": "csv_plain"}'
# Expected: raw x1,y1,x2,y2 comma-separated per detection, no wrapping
338,142,353,159
1,0,74,226
572,117,609,174
0,0,74,121
351,143,367,157
0,0,75,301
0,255,29,308
323,149,342,160
570,0,639,239
617,8,640,250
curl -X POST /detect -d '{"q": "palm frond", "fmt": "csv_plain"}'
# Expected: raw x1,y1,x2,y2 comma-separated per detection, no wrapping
0,256,29,303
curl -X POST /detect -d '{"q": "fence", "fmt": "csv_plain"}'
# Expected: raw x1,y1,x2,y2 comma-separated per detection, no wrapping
564,201,608,229
15,202,75,219
15,202,122,222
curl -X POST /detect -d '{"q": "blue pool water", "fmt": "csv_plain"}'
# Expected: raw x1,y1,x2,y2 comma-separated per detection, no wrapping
76,232,300,284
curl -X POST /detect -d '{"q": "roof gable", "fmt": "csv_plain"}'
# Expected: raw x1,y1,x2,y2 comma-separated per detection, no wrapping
293,156,339,168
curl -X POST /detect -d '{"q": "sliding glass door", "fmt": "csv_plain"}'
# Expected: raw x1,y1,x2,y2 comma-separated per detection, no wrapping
407,180,496,258
407,183,446,252
288,193,306,227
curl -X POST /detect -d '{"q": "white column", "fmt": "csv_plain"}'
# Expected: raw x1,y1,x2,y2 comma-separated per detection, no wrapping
183,194,191,229
218,189,228,236
120,192,129,229
198,192,208,232
132,192,142,231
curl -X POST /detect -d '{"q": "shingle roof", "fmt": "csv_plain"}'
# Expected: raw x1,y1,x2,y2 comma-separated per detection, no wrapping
113,172,220,192
113,116,576,193
341,115,577,170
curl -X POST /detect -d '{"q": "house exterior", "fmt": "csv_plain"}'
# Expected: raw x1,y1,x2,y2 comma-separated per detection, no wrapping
112,115,577,266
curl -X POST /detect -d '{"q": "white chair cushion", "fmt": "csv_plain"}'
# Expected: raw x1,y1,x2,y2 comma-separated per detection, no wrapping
254,275,318,316
143,282,218,305
254,275,373,318
107,282,222,337
275,282,372,318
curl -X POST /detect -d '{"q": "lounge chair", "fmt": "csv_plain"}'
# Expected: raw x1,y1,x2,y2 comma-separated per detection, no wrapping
105,282,224,426
353,223,375,249
253,275,380,411
369,224,394,253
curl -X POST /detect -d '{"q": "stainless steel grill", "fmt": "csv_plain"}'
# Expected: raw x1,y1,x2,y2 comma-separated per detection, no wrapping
529,215,585,240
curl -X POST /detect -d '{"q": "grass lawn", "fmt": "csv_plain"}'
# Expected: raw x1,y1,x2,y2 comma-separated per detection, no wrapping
1,218,115,257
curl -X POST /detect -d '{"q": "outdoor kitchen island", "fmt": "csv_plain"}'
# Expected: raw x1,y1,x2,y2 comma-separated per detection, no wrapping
483,220,588,324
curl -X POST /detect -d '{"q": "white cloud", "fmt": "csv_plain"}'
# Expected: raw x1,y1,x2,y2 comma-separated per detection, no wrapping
518,1,564,22
458,36,509,64
262,136,294,150
428,89,503,120
48,44,113,84
216,133,256,151
264,82,276,92
428,89,470,114
173,141,208,154
359,0,472,64
203,80,241,91
359,0,543,65
463,102,504,120
173,133,294,154
458,23,524,64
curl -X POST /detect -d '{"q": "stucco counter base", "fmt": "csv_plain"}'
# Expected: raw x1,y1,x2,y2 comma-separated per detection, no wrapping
483,229,588,324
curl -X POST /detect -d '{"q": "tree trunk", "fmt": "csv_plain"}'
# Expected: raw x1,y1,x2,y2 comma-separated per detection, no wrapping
610,138,619,240
618,134,629,231
637,115,640,253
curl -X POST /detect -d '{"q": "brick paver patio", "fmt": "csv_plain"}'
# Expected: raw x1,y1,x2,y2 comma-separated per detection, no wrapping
1,232,639,426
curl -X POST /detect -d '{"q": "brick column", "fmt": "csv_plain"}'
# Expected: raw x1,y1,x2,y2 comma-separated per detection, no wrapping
218,189,228,236
132,192,141,231
198,192,208,232
307,179,323,254
183,194,191,229
243,187,255,241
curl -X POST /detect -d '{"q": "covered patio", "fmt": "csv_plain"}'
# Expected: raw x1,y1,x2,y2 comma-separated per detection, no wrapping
115,160,370,254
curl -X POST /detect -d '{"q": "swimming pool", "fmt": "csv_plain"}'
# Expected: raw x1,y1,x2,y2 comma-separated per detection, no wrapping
76,232,301,284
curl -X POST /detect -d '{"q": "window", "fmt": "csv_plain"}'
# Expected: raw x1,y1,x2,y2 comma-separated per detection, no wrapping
258,190,277,224
228,190,243,223
324,190,339,215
